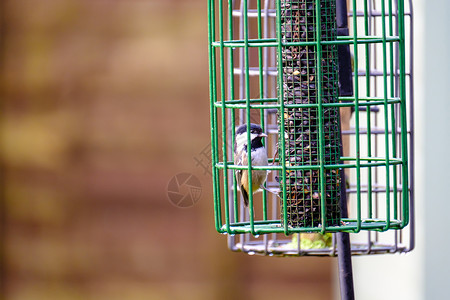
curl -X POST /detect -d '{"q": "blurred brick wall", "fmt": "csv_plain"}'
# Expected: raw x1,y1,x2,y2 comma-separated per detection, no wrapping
0,1,334,299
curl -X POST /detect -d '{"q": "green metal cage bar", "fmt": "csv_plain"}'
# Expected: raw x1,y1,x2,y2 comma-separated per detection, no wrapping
207,0,412,250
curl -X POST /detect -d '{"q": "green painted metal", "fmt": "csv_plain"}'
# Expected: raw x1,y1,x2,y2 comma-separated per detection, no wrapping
208,0,410,235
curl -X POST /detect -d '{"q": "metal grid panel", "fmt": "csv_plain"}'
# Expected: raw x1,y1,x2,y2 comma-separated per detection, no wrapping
207,0,414,256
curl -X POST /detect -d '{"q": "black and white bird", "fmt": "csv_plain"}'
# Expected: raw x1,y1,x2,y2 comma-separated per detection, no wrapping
234,123,268,206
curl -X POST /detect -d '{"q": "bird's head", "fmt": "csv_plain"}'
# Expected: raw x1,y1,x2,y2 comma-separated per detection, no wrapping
235,123,267,150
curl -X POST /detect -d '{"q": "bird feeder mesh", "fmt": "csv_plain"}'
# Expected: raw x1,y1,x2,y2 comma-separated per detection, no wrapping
279,0,341,227
207,0,412,247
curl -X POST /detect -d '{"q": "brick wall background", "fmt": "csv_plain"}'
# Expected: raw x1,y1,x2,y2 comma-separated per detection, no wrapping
0,1,334,299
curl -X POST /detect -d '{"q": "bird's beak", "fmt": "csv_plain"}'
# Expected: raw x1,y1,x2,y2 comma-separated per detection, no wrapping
258,133,268,138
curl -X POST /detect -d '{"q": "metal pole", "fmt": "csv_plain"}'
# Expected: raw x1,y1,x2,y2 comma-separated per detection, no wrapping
336,0,353,97
337,167,355,300
336,1,355,298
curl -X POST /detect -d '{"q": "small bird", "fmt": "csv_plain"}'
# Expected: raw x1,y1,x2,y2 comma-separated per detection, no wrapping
234,123,268,206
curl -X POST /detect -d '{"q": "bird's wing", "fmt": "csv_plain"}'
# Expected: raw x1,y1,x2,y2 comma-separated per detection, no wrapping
234,148,249,206
234,150,243,188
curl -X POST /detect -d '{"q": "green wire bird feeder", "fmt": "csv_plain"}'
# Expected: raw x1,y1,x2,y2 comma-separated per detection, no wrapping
208,0,414,257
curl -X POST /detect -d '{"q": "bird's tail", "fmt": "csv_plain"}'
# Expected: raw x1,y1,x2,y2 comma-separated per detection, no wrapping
242,186,249,207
